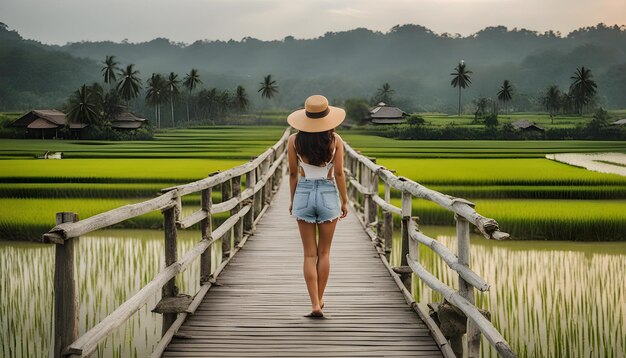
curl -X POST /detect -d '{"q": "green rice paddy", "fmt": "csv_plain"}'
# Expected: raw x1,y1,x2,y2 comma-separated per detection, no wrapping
0,125,625,357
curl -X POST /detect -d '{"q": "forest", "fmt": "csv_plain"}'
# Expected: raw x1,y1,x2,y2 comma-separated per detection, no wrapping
0,22,625,113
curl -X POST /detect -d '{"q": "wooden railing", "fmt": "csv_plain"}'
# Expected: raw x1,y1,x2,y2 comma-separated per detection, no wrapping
42,128,291,358
342,141,517,358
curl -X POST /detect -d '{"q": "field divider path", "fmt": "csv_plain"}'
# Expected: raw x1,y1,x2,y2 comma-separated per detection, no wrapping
162,173,444,357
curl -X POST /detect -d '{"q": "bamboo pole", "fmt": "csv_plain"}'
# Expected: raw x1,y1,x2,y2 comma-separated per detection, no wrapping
161,203,179,335
456,213,481,357
53,212,79,358
200,187,212,284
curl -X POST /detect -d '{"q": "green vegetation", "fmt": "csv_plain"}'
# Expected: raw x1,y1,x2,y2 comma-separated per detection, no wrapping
0,126,287,240
340,132,626,158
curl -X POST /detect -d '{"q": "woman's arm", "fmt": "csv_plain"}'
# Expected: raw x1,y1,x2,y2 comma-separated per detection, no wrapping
287,134,299,213
333,133,349,218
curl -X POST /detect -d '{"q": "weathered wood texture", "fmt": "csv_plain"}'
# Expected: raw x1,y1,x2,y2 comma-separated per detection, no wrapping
53,212,79,358
163,174,443,357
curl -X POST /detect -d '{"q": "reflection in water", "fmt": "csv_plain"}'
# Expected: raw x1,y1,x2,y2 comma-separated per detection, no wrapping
390,226,626,358
1,227,625,357
0,229,221,358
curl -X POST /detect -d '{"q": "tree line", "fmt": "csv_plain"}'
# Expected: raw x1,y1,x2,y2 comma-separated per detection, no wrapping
65,56,283,130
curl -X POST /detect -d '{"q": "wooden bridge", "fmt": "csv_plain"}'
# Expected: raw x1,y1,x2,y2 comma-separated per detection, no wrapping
43,128,517,358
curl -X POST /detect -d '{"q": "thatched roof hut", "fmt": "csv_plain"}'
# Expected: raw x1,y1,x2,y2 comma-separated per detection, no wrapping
369,102,408,124
511,120,544,131
110,111,146,129
12,109,88,139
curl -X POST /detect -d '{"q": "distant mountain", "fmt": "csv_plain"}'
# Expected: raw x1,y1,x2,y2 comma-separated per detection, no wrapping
1,22,625,112
0,22,99,110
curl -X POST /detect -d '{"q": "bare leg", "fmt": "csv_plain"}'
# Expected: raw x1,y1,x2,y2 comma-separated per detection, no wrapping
317,217,338,309
297,219,321,313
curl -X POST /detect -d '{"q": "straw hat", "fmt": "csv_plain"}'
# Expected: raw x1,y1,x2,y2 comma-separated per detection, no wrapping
287,95,345,132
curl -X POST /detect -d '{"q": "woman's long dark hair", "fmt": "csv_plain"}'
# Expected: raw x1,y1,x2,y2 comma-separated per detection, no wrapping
294,129,336,166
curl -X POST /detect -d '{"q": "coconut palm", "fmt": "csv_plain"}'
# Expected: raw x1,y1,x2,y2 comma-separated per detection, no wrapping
165,72,180,127
497,80,513,113
258,74,278,99
116,64,142,108
199,88,219,119
146,73,166,129
450,60,473,116
67,84,101,127
376,83,395,104
234,85,249,112
183,69,202,123
542,85,561,124
101,55,119,91
569,66,597,115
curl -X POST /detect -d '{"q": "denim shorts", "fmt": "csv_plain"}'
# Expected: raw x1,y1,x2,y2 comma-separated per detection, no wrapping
291,177,342,224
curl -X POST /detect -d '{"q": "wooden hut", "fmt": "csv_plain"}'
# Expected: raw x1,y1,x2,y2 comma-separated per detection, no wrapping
12,109,88,139
110,111,147,130
511,120,544,132
369,102,408,124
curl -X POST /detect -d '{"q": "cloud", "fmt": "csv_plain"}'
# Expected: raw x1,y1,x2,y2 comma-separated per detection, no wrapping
328,7,368,18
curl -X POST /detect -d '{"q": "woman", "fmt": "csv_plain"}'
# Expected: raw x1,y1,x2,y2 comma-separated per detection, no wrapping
287,94,349,318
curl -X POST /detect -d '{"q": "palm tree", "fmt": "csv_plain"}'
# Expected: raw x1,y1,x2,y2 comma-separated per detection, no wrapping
258,74,278,99
165,72,180,127
376,83,395,104
116,64,142,108
146,73,166,129
450,60,473,116
101,55,119,91
67,84,101,127
569,66,597,115
199,88,219,119
234,85,249,112
496,80,513,113
542,85,561,124
183,69,202,123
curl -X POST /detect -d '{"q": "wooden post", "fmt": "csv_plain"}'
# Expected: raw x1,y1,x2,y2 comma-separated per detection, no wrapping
400,187,412,267
262,157,271,205
53,212,79,358
221,179,232,259
162,202,179,335
362,163,371,225
400,186,412,289
200,186,213,284
383,181,393,260
368,157,378,226
232,175,243,247
254,163,263,219
456,213,481,357
244,163,256,233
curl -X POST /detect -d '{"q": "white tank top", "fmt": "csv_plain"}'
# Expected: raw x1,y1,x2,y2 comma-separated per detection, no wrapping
293,137,337,179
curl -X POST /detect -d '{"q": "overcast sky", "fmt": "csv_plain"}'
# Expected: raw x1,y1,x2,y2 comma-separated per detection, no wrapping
1,0,624,45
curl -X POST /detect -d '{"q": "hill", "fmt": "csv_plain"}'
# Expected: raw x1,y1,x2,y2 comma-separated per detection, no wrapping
1,22,625,112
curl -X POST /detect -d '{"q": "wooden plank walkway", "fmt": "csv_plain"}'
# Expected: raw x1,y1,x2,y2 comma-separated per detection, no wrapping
163,174,443,357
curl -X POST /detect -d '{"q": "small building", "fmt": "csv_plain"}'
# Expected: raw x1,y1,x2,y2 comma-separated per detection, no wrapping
610,119,626,126
369,102,408,124
12,109,88,139
110,111,147,130
511,120,545,132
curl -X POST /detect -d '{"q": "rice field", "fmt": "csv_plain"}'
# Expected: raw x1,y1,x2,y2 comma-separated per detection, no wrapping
388,226,626,358
1,125,625,357
0,126,285,241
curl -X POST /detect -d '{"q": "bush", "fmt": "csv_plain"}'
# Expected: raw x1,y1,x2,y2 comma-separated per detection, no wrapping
407,114,425,126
